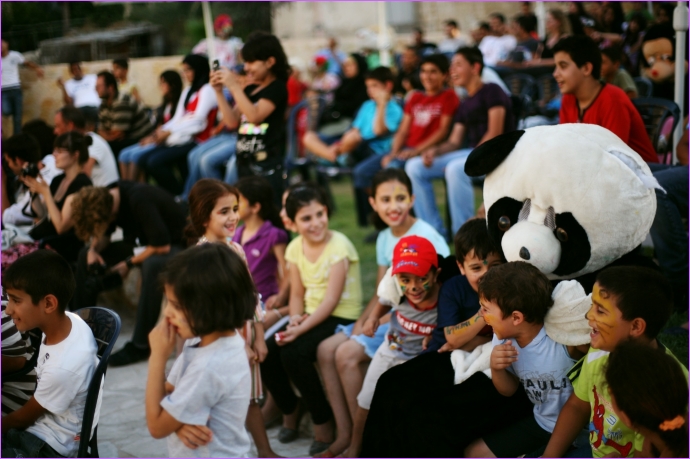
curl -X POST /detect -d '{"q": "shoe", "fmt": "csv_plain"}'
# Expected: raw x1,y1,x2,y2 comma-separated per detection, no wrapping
108,342,150,367
309,441,333,456
278,400,305,443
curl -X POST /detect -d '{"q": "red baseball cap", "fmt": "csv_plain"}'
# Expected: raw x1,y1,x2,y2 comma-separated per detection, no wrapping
391,236,438,278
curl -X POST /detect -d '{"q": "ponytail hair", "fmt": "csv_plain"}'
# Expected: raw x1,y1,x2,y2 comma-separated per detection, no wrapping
185,179,240,246
235,176,285,231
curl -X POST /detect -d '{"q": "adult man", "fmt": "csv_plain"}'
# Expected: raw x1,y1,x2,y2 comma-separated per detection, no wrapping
496,15,540,67
393,46,424,97
53,106,119,187
56,61,101,129
478,13,518,67
438,20,469,54
315,37,348,76
95,71,153,158
1,38,43,135
192,14,243,70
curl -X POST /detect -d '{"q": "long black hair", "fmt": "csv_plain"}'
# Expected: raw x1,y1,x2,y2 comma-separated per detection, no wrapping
241,33,290,81
236,176,286,231
160,70,183,119
182,54,211,108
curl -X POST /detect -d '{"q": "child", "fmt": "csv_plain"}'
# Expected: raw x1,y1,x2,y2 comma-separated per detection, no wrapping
186,178,278,458
600,46,637,99
145,243,257,457
465,262,590,458
553,35,657,163
234,176,289,338
1,250,101,458
542,266,685,458
315,169,449,457
112,58,140,103
346,236,442,457
211,32,290,208
606,342,688,458
260,185,362,456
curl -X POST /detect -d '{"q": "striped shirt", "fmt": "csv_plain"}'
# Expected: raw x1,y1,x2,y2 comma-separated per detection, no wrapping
98,92,153,141
2,303,37,415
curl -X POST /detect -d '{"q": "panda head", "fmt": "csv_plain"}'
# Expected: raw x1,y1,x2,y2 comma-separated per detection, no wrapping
465,124,660,280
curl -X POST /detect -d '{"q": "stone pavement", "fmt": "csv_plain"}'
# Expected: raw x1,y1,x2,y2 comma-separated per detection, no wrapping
96,284,316,458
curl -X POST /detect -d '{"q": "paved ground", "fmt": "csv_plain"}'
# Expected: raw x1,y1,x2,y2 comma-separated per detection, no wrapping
96,278,316,458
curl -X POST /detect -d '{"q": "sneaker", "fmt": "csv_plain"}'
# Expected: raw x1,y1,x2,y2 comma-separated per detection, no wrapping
108,342,150,367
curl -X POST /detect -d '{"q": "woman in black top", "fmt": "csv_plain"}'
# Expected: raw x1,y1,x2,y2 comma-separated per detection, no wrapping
212,32,289,208
318,53,369,128
25,131,93,262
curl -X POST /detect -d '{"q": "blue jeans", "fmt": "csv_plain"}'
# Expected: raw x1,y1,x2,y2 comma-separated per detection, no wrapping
405,148,474,238
182,133,238,198
2,429,64,458
138,142,196,195
119,142,157,164
352,153,405,190
2,87,23,135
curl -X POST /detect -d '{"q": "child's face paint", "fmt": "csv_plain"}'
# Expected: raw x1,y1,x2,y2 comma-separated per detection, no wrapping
163,284,195,340
459,251,504,293
478,297,512,339
586,283,632,352
396,270,436,306
371,180,414,229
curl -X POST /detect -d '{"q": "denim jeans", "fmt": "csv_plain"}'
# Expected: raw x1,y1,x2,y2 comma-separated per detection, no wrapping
138,142,196,195
182,133,237,198
352,153,405,189
2,429,64,458
405,148,475,238
2,87,23,135
118,142,157,164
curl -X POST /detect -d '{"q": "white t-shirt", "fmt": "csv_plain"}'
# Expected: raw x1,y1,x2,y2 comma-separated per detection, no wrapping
438,36,469,54
2,155,62,227
2,51,25,88
479,35,518,67
64,74,101,108
87,132,119,187
26,312,102,457
162,333,251,458
192,37,244,69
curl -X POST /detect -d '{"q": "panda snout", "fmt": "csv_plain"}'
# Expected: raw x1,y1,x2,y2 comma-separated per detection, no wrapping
519,247,531,260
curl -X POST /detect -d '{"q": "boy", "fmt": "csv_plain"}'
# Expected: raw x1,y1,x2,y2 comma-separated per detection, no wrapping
348,236,442,457
1,250,101,458
542,266,686,458
353,54,459,199
112,58,140,103
600,46,637,99
406,46,513,237
553,35,658,163
302,66,404,164
465,262,590,458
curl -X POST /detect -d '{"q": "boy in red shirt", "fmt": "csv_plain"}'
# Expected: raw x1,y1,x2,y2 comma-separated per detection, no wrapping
553,35,658,163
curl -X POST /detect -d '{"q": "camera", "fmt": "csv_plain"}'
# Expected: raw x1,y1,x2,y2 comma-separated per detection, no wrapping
212,59,220,71
21,163,39,178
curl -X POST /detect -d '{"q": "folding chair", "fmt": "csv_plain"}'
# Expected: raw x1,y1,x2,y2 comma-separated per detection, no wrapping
632,97,681,164
633,76,653,98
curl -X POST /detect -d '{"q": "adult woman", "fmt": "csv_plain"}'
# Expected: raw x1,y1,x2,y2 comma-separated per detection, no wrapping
317,53,369,134
118,70,183,181
25,132,93,262
138,54,218,195
529,9,571,66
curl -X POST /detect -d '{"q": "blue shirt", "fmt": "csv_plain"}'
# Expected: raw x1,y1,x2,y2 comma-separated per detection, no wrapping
352,99,404,155
376,219,449,267
424,274,479,353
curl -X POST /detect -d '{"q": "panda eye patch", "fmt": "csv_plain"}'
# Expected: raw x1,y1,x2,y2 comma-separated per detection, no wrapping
518,199,531,222
498,216,511,231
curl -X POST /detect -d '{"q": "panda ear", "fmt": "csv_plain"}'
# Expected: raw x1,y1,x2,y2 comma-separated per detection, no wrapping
464,130,525,177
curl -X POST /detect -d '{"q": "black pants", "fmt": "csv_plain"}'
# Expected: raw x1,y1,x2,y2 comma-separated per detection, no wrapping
237,158,285,210
107,137,140,160
260,316,353,425
361,351,533,458
74,242,183,348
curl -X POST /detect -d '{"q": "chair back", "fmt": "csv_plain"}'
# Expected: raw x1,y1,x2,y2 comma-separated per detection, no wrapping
73,307,121,458
632,97,681,163
535,75,560,115
633,77,653,98
503,73,537,119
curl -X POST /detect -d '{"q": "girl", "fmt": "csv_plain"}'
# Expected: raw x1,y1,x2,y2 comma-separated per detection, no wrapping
186,178,279,457
145,243,257,457
260,185,362,457
139,54,218,195
315,168,449,457
606,341,688,458
234,176,289,330
119,70,183,180
211,32,290,208
24,131,93,263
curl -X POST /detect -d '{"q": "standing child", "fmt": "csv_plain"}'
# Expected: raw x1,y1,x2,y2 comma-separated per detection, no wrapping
145,244,257,457
315,169,448,457
260,185,362,457
186,178,278,458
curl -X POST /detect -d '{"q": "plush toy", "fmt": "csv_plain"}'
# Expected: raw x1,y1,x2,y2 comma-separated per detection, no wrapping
640,24,689,105
465,123,661,293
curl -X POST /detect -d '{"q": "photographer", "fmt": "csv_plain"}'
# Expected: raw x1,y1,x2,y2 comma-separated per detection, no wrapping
71,181,186,366
22,132,93,263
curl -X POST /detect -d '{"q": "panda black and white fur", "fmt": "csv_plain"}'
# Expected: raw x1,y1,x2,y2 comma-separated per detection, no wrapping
465,123,662,292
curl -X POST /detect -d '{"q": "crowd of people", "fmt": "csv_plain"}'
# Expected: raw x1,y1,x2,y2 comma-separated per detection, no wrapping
1,2,688,458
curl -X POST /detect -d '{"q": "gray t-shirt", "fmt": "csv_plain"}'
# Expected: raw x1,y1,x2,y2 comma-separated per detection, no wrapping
385,297,438,359
162,333,251,458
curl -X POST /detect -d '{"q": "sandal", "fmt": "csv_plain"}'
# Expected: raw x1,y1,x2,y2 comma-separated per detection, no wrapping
313,449,336,458
278,400,305,444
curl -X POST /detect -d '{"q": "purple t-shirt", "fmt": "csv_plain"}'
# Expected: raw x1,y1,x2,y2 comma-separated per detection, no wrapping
453,82,514,148
233,221,288,300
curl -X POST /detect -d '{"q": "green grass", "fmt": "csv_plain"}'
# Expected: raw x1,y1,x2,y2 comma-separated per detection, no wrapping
323,176,688,367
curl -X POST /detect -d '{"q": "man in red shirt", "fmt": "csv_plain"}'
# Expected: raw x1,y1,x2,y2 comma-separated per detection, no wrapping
553,35,658,163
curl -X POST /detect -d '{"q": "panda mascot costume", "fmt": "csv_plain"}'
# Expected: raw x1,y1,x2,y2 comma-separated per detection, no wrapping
360,124,661,458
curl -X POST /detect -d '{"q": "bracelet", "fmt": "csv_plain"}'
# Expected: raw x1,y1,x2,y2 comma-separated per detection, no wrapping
273,309,283,319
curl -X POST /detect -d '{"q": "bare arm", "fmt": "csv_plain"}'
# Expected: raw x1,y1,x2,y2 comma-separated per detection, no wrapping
23,61,44,78
542,393,592,457
476,106,506,146
1,355,27,373
399,114,454,159
489,341,520,397
1,397,48,434
354,265,388,335
56,79,74,106
372,92,390,137
287,260,306,318
213,85,241,131
82,158,96,178
388,113,411,157
442,313,486,349
216,68,277,125
265,243,289,309
296,259,349,333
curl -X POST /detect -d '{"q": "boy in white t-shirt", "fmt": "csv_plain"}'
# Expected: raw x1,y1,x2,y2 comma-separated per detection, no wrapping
2,250,101,458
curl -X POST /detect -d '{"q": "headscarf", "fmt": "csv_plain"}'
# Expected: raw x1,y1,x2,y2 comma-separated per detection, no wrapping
182,54,211,108
332,53,369,119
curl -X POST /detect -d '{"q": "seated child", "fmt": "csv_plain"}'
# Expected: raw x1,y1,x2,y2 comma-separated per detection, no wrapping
2,300,37,415
348,235,442,457
600,46,637,99
542,266,686,458
606,341,688,458
1,250,101,458
145,243,257,457
465,262,590,458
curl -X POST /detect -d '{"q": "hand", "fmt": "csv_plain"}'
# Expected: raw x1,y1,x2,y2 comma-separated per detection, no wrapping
438,341,458,353
153,130,170,145
109,261,130,279
422,334,432,350
380,153,395,168
371,86,390,105
245,344,256,362
421,147,437,167
175,424,213,450
264,294,280,310
476,202,486,219
87,250,105,267
288,313,308,328
362,317,379,337
253,337,268,363
139,135,155,146
56,77,64,88
397,148,418,160
490,340,518,371
324,144,340,163
351,319,365,336
149,317,176,359
21,175,50,196
35,67,45,78
276,324,302,346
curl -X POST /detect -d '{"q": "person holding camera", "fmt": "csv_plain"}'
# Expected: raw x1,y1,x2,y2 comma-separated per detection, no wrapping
22,131,93,263
70,181,187,366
